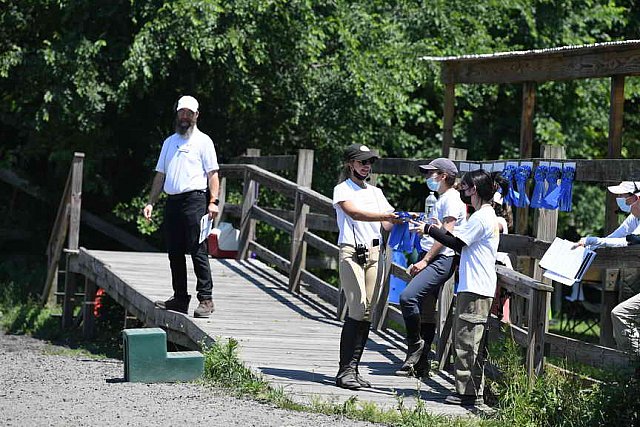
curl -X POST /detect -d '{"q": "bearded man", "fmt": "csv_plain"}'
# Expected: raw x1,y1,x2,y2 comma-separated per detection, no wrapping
143,95,218,318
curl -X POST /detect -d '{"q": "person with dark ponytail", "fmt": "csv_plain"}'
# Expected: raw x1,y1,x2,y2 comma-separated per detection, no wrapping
412,169,509,406
333,143,398,389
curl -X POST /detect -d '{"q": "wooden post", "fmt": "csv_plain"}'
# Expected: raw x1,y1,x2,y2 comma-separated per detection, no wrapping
289,150,314,293
600,269,620,347
601,76,625,346
533,145,566,319
82,277,97,339
442,83,455,157
237,169,258,260
606,75,625,233
62,153,84,329
527,288,547,378
214,177,226,228
515,82,536,236
435,147,467,368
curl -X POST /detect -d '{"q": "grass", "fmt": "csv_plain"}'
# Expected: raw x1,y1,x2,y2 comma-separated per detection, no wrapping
2,269,639,427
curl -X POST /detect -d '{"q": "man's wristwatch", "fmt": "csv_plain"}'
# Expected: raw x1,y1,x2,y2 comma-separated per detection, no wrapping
210,198,220,206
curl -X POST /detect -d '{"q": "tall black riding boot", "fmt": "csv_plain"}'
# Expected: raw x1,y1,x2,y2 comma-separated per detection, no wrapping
336,317,361,389
395,314,424,376
414,323,436,378
353,320,372,388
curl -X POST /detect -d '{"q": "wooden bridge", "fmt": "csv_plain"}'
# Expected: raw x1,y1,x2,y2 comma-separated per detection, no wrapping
38,146,638,418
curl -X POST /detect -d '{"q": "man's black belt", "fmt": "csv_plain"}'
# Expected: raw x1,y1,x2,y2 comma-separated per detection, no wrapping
167,189,207,199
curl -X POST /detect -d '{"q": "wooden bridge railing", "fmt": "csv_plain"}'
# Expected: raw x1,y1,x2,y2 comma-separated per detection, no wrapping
219,162,598,377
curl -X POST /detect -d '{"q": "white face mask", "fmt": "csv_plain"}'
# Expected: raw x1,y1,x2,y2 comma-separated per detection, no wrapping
616,197,635,213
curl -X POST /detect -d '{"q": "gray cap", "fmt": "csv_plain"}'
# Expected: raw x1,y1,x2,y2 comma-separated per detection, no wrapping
419,158,458,176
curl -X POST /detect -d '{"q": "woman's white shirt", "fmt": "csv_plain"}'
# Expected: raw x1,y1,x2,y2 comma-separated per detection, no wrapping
333,179,393,247
419,188,467,257
455,205,500,297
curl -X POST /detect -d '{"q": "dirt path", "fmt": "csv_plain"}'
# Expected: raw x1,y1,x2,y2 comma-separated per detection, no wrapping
0,331,376,426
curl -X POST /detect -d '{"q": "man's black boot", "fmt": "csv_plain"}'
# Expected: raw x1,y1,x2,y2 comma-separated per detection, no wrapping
155,295,191,314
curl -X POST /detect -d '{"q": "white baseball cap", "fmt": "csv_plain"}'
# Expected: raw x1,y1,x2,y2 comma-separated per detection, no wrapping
607,181,640,195
176,95,199,113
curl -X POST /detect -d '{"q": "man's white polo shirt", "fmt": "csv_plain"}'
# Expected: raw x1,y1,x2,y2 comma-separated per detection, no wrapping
155,126,219,195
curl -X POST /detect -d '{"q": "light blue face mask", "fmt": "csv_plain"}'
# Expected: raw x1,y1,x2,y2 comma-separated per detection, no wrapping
616,197,634,213
426,177,440,192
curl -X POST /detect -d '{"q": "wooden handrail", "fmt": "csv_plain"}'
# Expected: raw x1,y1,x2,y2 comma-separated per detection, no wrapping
42,153,85,306
372,157,640,182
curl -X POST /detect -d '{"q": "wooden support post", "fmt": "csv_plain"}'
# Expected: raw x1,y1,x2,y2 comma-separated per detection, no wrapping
442,83,455,157
601,76,625,346
600,269,619,347
606,75,625,233
533,145,565,319
82,277,97,339
515,82,536,236
237,169,258,260
62,153,84,328
527,288,547,378
288,149,314,293
289,191,309,293
214,177,226,228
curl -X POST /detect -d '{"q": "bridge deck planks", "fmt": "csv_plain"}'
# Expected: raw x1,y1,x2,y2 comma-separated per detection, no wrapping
75,249,474,416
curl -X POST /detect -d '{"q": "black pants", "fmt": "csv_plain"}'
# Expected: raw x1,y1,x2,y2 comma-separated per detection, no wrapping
164,190,213,302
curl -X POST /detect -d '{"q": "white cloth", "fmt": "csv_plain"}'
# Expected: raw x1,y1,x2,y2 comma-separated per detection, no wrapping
419,188,467,256
333,179,393,247
496,216,513,269
155,126,219,195
585,213,640,248
455,205,500,297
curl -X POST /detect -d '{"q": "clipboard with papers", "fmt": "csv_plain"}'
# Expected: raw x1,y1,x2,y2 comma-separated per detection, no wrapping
539,237,597,286
199,213,214,244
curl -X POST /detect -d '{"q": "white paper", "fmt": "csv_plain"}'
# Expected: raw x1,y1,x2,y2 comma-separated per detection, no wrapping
550,161,563,169
459,162,470,172
563,161,576,169
483,163,494,172
539,161,550,168
469,163,481,171
543,270,576,286
539,237,596,285
199,213,213,244
493,162,505,173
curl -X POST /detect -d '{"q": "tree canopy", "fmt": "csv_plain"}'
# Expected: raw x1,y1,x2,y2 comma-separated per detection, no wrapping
2,0,640,239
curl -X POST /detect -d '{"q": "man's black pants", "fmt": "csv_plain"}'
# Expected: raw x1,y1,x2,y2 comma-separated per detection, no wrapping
164,190,213,302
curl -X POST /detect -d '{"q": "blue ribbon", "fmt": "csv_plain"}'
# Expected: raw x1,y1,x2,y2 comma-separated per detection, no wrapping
558,166,576,212
530,165,548,208
501,165,520,206
514,164,532,208
541,166,562,209
389,211,422,252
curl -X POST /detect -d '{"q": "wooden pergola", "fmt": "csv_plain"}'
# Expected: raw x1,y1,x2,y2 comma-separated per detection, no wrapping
423,41,640,346
423,40,640,233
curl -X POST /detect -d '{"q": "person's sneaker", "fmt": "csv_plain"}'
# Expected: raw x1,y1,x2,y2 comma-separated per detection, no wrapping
194,299,215,318
155,295,190,314
444,393,484,406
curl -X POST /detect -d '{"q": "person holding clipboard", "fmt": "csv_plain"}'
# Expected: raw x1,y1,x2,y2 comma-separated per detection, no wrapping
574,181,640,355
411,169,509,406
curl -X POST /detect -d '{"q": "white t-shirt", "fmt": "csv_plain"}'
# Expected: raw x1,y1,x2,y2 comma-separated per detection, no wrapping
333,179,394,247
455,205,500,297
420,188,467,257
155,126,219,195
